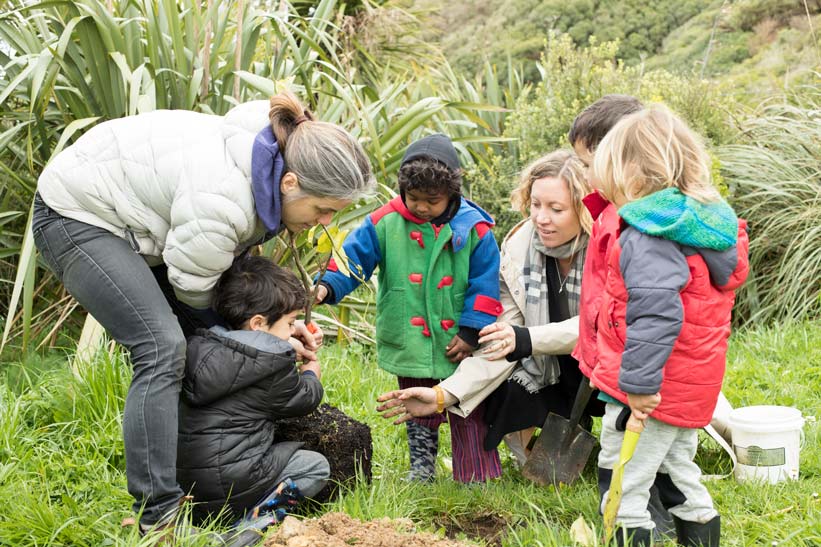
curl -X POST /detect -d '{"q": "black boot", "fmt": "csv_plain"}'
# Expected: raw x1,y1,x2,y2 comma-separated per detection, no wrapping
674,515,720,547
613,526,653,546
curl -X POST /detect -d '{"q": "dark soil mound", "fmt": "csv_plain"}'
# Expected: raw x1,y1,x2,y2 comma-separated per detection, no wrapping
276,404,372,503
433,512,509,547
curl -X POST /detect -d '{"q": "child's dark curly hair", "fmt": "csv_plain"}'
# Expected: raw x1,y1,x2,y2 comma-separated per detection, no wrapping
397,158,462,198
213,256,307,330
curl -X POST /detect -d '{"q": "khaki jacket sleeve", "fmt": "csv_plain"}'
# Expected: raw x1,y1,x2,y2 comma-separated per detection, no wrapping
440,316,579,418
527,316,579,356
439,353,516,418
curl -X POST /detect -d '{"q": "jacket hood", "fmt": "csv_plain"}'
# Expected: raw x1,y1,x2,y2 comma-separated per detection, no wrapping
451,198,494,251
618,188,738,251
251,127,286,235
620,189,747,290
699,219,748,290
210,325,293,353
183,327,295,406
388,196,494,252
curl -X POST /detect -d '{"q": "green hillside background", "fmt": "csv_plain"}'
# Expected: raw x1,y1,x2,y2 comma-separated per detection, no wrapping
414,0,820,97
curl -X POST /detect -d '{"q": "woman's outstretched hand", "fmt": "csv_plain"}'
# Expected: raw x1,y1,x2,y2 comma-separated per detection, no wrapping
478,321,516,361
376,388,439,424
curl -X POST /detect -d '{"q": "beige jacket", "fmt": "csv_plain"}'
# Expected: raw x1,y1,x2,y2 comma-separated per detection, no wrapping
440,219,579,417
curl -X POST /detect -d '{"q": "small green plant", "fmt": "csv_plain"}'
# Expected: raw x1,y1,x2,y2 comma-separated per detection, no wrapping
287,224,359,336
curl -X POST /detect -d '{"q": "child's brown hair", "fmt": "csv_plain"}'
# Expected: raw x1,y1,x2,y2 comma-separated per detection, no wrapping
568,95,644,150
213,256,307,330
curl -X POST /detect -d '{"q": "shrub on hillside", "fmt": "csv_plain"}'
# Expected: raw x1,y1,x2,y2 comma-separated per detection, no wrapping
432,0,711,78
726,0,821,31
469,34,735,238
720,89,821,324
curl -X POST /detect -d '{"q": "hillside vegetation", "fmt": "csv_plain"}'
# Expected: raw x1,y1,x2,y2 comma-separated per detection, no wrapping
417,0,821,97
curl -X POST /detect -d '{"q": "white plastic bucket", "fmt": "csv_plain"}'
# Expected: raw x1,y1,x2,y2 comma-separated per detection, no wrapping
729,405,804,484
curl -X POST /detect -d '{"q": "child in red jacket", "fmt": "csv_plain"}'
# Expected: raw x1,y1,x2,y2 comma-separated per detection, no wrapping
568,94,644,376
568,95,681,540
587,105,749,546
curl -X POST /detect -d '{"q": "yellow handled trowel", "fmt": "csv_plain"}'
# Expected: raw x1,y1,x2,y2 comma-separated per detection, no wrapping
603,413,645,542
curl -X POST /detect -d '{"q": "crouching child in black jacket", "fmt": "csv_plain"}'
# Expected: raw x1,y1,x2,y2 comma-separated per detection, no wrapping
176,256,330,523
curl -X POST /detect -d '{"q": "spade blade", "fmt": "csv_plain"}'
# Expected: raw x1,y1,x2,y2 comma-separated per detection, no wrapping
522,412,597,486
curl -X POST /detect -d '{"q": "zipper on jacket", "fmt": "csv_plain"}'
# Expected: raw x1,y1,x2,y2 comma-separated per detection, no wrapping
123,227,141,253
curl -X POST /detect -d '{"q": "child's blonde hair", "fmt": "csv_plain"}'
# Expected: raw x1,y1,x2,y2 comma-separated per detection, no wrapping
593,104,721,205
511,149,593,234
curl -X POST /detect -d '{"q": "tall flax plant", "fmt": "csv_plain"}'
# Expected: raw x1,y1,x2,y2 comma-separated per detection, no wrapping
0,0,381,231
720,88,821,324
420,59,524,167
0,0,506,352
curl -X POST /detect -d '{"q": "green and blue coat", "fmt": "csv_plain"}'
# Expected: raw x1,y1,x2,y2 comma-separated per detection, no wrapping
322,196,502,379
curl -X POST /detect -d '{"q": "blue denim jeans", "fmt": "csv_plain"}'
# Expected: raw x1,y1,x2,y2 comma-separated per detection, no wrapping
31,194,221,524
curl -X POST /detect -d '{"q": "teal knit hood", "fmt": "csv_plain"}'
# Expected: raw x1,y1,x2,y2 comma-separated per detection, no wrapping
618,188,738,250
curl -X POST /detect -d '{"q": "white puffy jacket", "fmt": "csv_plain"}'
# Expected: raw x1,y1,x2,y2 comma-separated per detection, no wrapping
37,100,272,309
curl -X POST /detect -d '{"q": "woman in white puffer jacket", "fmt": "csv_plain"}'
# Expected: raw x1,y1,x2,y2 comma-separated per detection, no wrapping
32,90,373,533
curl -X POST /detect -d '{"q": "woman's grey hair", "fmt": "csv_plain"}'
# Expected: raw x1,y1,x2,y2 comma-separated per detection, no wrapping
268,90,375,200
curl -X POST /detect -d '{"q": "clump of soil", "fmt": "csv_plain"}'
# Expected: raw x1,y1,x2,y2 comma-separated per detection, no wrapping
433,512,509,547
275,404,372,503
264,513,479,547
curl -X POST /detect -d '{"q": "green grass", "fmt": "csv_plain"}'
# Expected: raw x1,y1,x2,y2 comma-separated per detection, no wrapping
1,322,820,546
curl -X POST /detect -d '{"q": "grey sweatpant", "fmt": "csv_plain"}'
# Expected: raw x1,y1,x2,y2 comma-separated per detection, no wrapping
598,403,718,530
271,449,330,499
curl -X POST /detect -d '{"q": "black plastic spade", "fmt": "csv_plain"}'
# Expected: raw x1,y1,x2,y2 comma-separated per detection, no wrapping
522,381,596,486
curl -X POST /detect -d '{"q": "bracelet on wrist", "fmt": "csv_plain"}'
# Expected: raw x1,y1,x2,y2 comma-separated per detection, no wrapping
432,385,445,414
